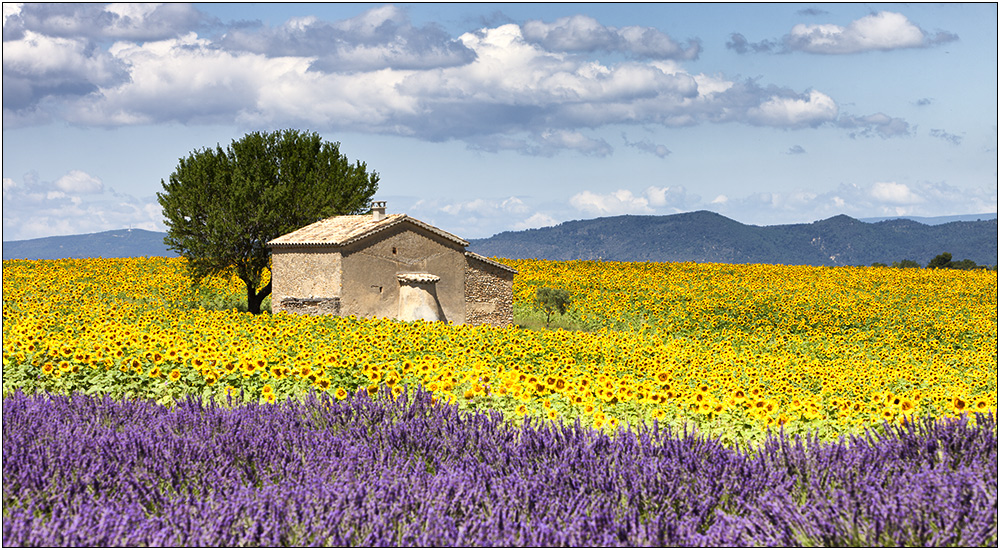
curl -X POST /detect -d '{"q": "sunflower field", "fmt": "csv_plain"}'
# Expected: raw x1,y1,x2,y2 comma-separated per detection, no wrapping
2,256,997,546
2,256,996,444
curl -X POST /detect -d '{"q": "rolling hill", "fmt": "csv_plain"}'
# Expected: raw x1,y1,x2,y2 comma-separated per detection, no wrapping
2,228,177,261
3,212,997,267
468,211,998,267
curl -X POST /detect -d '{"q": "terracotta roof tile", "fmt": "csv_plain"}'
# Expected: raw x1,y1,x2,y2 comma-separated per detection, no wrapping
267,213,469,248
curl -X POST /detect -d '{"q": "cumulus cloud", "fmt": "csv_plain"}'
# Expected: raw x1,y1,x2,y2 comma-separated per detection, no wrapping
4,5,914,149
869,181,924,205
2,170,164,240
2,2,207,124
513,212,559,230
521,15,700,60
2,28,129,115
54,170,103,194
730,11,958,55
3,3,210,41
570,189,653,216
644,185,698,209
439,196,530,217
569,185,698,216
219,5,476,72
747,89,838,128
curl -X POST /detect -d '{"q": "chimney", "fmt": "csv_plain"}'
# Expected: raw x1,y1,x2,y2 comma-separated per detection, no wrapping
371,201,387,221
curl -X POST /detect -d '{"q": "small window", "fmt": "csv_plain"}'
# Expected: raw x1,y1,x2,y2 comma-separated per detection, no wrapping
392,247,397,255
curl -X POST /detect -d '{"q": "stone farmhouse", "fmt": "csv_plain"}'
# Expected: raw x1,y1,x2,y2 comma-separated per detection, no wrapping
267,202,517,327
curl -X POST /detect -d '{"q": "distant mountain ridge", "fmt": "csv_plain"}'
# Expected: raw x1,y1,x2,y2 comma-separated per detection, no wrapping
2,228,177,261
858,213,996,225
468,211,998,267
3,212,997,267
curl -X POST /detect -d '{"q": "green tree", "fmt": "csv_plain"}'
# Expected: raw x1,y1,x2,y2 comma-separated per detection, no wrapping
534,287,572,327
891,259,921,269
952,258,980,270
158,129,379,314
927,252,954,269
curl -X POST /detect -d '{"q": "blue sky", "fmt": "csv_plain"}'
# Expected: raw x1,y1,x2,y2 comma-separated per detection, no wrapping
3,2,997,241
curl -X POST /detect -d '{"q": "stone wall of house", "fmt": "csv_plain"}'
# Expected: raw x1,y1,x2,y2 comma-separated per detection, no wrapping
269,247,343,314
340,226,466,323
275,296,341,316
464,258,514,327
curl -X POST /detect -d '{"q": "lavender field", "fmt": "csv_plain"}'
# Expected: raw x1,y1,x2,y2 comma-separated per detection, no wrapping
3,388,996,547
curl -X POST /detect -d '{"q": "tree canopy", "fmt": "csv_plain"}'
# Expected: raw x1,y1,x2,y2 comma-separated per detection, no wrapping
158,129,379,314
534,287,572,327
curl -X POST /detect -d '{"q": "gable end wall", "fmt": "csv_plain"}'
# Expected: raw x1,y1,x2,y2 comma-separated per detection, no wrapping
464,257,514,327
340,224,467,323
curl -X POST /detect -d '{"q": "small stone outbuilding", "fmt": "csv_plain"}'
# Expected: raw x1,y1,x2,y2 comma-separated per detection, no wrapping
267,202,517,327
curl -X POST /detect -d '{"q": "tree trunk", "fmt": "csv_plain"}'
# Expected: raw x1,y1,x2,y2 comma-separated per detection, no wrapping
247,280,272,315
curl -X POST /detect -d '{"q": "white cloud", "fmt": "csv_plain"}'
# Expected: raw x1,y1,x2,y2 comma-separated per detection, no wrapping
220,5,475,72
747,89,838,128
787,11,956,54
4,6,915,150
870,181,924,205
644,186,698,209
521,14,700,60
4,3,207,42
2,28,128,119
1,171,164,240
570,189,653,216
3,3,22,25
731,11,957,56
440,196,530,217
513,212,559,230
54,170,103,194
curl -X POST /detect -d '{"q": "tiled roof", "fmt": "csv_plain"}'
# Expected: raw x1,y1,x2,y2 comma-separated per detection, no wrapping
465,251,518,274
267,213,469,248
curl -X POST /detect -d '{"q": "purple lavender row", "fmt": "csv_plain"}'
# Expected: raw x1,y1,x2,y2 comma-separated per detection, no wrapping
3,389,996,547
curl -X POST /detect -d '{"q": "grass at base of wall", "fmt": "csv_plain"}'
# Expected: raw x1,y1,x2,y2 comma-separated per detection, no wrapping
182,285,272,314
